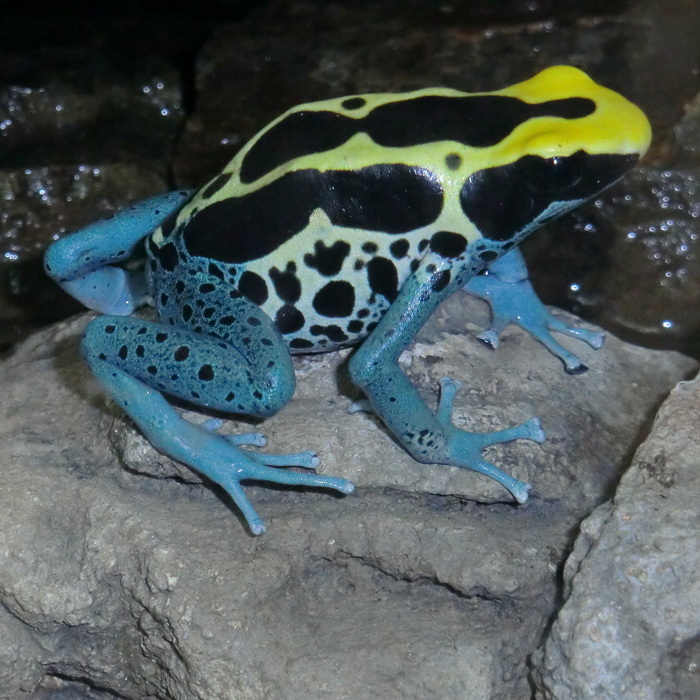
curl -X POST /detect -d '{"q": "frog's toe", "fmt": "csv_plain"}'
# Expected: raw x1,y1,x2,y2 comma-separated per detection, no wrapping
251,449,321,469
226,432,267,447
510,480,532,504
199,417,224,432
476,328,500,349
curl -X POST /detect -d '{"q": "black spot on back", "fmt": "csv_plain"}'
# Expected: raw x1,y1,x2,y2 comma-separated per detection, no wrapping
304,240,350,276
269,265,302,303
367,257,399,303
200,173,232,199
313,281,355,317
157,242,179,271
182,165,443,264
275,305,305,334
341,97,366,110
430,231,467,258
240,96,596,182
445,153,462,170
238,270,268,305
389,239,409,259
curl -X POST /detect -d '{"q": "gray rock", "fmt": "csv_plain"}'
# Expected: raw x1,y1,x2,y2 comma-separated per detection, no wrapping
0,295,695,699
534,372,700,700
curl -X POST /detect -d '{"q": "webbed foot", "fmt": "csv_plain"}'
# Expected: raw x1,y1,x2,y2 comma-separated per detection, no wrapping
434,376,543,503
464,248,604,374
180,427,354,535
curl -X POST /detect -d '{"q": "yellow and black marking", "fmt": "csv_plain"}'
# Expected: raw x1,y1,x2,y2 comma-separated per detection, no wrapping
146,65,650,352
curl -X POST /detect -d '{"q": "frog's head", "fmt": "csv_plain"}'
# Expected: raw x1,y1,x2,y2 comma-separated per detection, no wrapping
461,65,651,243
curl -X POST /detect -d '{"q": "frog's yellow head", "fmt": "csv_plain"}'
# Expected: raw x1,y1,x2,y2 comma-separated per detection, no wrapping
459,66,651,243
497,64,651,163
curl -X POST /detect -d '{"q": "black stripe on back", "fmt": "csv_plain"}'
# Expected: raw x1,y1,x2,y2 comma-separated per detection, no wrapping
183,164,444,264
240,96,595,183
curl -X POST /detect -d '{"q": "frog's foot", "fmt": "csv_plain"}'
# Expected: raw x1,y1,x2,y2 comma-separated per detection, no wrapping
214,442,354,535
474,307,603,375
434,376,544,503
463,248,604,374
170,426,353,535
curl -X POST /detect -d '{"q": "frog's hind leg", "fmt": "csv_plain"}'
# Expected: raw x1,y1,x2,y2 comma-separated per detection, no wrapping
44,190,194,315
81,288,353,534
463,247,604,374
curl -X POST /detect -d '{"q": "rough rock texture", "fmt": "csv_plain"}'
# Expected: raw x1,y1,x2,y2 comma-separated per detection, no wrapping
0,294,695,699
534,373,700,700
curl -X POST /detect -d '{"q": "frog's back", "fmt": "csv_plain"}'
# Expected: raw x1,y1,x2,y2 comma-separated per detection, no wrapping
146,66,650,352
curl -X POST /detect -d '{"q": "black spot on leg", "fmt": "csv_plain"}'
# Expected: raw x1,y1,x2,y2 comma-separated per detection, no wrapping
208,263,225,280
198,365,214,381
431,269,451,292
174,346,190,361
118,346,128,360
341,97,366,110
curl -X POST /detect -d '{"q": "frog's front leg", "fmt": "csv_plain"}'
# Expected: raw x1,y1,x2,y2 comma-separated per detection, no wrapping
80,289,353,535
349,259,544,504
463,247,605,374
44,190,194,315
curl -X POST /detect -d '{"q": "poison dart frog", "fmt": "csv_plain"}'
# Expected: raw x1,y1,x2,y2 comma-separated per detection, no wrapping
44,66,651,534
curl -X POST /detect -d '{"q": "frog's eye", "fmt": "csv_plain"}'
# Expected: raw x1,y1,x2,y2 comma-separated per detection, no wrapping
527,152,585,196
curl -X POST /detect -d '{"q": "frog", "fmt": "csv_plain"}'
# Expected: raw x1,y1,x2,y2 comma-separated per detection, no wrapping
44,65,651,535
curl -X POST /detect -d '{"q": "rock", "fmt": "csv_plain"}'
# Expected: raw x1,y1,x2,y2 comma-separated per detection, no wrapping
533,372,700,700
0,293,694,699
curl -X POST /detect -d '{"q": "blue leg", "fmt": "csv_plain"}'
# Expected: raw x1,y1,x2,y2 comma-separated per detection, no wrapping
44,190,194,315
349,259,544,504
463,248,604,374
81,291,354,535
